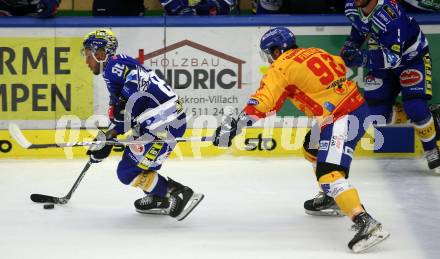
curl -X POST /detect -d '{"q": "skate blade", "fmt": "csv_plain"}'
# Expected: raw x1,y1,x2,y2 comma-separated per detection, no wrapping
136,208,169,216
176,193,205,221
305,209,345,217
433,167,440,175
351,229,390,253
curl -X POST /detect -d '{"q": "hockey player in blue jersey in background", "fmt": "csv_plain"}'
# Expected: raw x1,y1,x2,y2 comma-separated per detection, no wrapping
305,0,439,219
82,29,204,220
159,0,235,15
341,0,440,170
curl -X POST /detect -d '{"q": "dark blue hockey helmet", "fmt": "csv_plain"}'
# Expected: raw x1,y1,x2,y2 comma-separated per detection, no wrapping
260,27,296,63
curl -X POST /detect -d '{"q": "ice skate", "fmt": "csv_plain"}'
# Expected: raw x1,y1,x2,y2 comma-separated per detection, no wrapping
348,212,390,253
167,178,205,221
167,178,204,221
424,147,440,174
134,194,171,215
304,191,344,216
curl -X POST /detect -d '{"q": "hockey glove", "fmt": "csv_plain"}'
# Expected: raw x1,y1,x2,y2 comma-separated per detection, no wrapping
86,130,115,163
212,115,238,147
341,48,369,68
340,41,368,67
108,98,126,124
195,0,235,15
160,0,196,15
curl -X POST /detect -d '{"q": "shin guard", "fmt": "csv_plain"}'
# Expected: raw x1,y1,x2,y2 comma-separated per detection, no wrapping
414,116,437,151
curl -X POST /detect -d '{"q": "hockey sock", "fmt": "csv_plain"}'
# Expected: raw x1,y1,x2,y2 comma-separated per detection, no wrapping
131,170,168,197
319,170,364,219
414,116,437,151
404,99,437,151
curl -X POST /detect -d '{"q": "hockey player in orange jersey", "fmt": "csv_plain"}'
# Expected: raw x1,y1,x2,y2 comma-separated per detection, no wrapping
212,27,390,253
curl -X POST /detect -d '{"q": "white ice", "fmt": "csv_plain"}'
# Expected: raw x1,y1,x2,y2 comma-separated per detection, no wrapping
1,157,439,259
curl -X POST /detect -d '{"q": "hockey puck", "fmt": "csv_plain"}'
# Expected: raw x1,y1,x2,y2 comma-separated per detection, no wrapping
43,204,55,209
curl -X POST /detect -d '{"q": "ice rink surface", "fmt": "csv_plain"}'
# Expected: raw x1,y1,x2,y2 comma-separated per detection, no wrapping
1,157,439,259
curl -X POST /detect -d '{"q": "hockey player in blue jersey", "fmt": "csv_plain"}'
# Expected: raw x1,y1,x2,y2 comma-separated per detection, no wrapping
341,0,439,170
159,0,235,15
304,0,439,220
82,29,204,220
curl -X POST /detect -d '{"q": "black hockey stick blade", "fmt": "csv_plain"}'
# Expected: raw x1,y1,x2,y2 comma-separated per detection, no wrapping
30,194,67,204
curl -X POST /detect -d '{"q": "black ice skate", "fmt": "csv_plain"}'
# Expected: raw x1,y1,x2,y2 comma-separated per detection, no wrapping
348,212,390,253
304,191,344,217
134,194,171,215
167,178,204,221
425,147,440,173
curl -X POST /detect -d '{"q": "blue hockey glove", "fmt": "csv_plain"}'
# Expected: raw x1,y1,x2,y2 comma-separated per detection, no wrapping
36,0,59,18
195,0,235,15
212,115,238,147
341,47,368,68
159,0,196,15
86,131,115,163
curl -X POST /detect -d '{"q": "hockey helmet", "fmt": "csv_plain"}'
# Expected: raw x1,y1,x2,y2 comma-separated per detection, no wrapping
260,27,296,63
82,29,118,56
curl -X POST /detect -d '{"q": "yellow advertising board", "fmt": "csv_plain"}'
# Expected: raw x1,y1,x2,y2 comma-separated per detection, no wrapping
0,128,424,159
0,37,93,120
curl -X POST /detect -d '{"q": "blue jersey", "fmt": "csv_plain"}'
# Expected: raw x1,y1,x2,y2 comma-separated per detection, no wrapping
159,0,235,15
102,54,184,135
345,0,429,69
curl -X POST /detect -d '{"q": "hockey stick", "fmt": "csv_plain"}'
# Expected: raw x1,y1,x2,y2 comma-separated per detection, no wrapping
30,160,92,204
8,123,212,149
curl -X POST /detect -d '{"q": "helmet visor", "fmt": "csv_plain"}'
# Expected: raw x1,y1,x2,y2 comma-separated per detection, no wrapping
80,46,87,57
259,49,274,64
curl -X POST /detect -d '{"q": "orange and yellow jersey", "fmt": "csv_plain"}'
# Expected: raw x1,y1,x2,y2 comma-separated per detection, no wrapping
244,47,365,123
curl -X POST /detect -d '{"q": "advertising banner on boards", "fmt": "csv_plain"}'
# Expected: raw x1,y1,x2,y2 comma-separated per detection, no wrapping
0,37,93,121
0,20,438,158
0,26,439,129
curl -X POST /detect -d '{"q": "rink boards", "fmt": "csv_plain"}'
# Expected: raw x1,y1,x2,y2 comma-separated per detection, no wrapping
0,15,438,159
1,16,440,130
0,126,425,159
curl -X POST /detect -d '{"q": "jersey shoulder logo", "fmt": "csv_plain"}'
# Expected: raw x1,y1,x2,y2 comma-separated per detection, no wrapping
383,5,397,20
247,98,259,105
